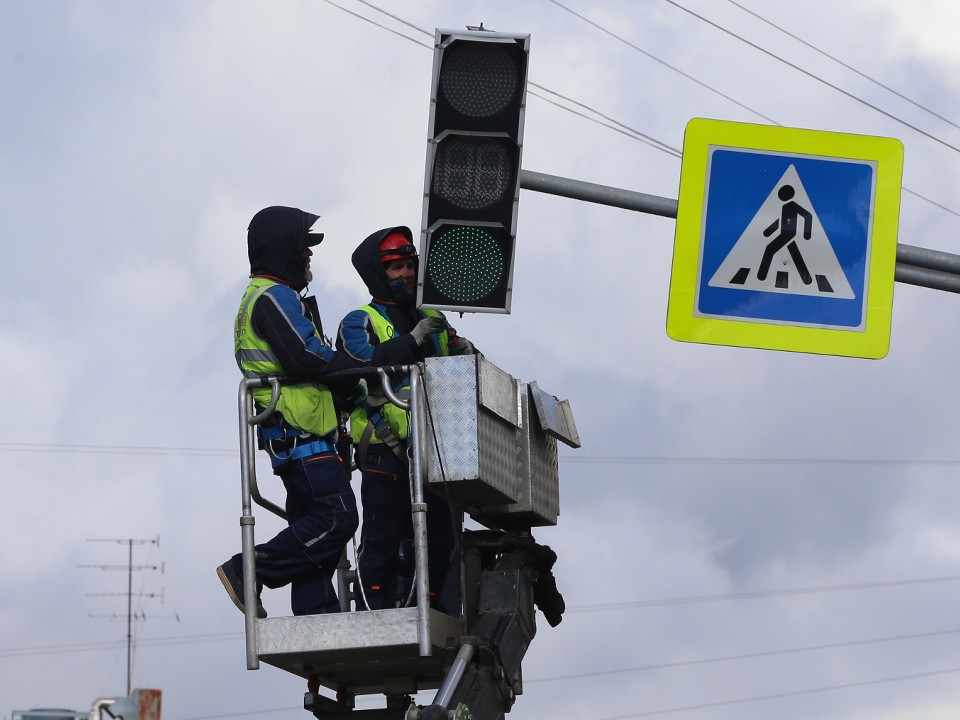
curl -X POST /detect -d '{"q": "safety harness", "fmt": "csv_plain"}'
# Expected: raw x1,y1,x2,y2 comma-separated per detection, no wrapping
258,424,338,469
354,391,408,469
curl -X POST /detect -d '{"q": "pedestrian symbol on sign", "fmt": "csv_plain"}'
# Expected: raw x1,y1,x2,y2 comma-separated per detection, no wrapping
708,164,855,299
758,184,811,283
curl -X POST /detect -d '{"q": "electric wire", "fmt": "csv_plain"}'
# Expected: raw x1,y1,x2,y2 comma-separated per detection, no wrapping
7,441,960,468
560,454,960,467
172,708,300,720
351,0,680,154
547,0,960,220
661,0,960,155
0,633,243,659
21,5,958,713
330,0,960,222
525,628,960,684
725,0,960,134
588,667,960,719
0,441,234,457
318,0,430,49
164,662,960,720
170,658,960,720
322,0,960,223
568,575,960,613
528,88,681,156
545,0,779,125
6,575,959,659
531,84,682,155
324,0,681,156
38,626,960,720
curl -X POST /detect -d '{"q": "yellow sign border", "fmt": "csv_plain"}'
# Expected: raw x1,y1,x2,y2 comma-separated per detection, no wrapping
667,118,904,359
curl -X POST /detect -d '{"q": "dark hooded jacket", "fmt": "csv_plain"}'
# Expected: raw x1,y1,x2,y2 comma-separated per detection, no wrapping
247,206,321,291
243,206,364,389
337,226,449,366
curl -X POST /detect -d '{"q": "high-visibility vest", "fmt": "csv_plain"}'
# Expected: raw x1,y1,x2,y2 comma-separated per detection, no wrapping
349,305,449,444
235,277,338,437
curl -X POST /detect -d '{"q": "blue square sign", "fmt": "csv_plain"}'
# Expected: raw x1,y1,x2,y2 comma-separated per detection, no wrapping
697,149,875,330
667,119,903,359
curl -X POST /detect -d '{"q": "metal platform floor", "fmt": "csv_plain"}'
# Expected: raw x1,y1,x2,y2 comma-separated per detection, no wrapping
255,608,464,696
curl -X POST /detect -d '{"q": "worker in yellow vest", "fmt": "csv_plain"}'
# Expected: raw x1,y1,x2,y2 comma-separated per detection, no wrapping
218,206,367,617
337,226,474,613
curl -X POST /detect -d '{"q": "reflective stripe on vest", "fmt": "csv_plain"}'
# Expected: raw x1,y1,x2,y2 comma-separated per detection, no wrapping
349,305,449,444
235,277,337,437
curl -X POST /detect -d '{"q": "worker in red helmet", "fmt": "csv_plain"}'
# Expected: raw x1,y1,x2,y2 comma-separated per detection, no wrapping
336,226,475,614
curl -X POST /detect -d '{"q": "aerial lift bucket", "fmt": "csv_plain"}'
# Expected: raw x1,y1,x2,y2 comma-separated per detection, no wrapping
233,356,578,718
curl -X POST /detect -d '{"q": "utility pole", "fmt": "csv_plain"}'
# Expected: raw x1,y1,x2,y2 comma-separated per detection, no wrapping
79,536,162,696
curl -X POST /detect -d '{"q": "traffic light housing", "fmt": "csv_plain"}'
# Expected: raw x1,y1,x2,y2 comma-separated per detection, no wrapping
418,29,530,314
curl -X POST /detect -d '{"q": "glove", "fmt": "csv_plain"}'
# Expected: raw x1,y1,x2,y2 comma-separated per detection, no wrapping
449,335,475,355
351,379,368,409
410,316,447,345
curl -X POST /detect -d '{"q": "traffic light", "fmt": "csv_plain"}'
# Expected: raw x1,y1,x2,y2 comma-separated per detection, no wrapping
418,28,530,314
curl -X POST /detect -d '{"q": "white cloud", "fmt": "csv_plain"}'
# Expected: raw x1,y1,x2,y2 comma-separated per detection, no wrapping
3,2,960,719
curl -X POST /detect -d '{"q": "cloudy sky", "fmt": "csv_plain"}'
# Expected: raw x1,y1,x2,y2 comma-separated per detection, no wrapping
4,1,960,719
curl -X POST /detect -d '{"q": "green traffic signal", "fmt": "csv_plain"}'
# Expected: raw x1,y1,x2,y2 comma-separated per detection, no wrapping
419,29,530,314
424,225,509,307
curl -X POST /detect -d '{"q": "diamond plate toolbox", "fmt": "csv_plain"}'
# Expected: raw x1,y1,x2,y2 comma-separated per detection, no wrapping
423,355,576,529
423,355,520,506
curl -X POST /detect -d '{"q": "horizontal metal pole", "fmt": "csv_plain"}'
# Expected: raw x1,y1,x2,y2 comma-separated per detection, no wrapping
894,262,960,294
896,243,960,275
520,169,678,218
521,168,960,294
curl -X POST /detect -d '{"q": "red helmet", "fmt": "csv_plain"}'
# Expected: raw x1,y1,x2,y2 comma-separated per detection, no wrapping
378,231,418,264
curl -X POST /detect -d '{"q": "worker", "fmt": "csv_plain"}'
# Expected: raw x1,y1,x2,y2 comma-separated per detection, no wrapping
218,206,367,617
337,226,474,614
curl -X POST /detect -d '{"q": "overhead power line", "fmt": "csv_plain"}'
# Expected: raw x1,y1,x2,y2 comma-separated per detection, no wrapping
661,0,960,155
14,627,960,720
167,661,960,720
324,0,681,155
9,441,960,469
526,628,960,684
589,666,960,719
9,575,960,658
169,665,960,720
351,0,677,152
530,84,682,156
0,633,243,659
568,575,960,613
329,0,960,221
560,455,960,467
320,0,429,49
0,441,234,457
724,0,960,134
7,441,960,468
546,0,960,220
722,1,960,222
546,0,778,125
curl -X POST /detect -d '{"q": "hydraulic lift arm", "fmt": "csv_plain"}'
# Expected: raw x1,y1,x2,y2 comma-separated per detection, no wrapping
417,530,565,720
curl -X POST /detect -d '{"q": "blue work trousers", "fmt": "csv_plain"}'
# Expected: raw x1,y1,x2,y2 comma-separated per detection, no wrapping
234,451,359,615
356,447,458,614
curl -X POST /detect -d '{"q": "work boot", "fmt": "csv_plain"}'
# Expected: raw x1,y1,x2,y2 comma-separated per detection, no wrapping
217,560,266,619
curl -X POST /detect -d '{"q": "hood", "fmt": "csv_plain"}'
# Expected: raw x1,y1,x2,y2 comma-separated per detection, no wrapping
351,225,416,303
247,206,323,290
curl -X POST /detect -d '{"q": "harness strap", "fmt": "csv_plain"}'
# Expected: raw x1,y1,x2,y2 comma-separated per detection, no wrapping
268,437,337,469
354,421,376,470
259,425,310,442
354,405,407,467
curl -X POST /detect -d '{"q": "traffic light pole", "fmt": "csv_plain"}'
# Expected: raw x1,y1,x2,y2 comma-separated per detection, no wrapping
519,168,960,294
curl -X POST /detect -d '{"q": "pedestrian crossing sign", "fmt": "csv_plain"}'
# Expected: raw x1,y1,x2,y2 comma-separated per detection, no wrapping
667,118,903,359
